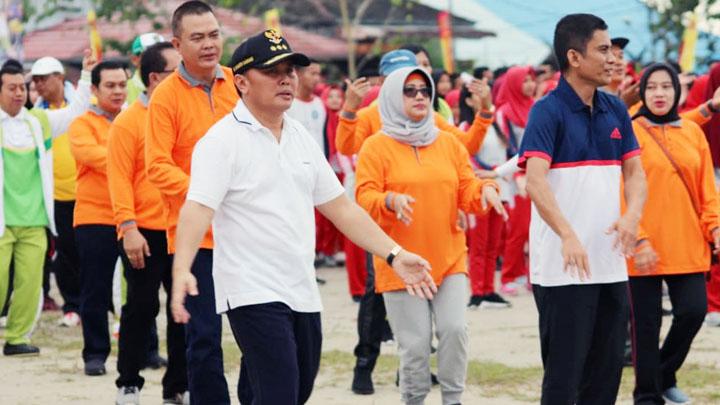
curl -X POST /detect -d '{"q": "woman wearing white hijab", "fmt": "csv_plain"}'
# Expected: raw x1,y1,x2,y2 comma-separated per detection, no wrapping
355,66,506,405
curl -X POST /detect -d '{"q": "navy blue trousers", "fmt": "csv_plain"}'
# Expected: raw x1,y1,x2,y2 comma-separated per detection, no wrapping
185,249,230,404
228,302,322,405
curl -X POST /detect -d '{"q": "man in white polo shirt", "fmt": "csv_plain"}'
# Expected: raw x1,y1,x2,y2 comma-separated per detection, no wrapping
170,29,436,405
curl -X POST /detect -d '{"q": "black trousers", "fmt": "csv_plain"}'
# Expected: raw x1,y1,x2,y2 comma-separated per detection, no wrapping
629,273,707,405
53,200,81,313
228,302,321,405
533,282,629,405
76,224,119,363
115,229,187,398
353,252,387,372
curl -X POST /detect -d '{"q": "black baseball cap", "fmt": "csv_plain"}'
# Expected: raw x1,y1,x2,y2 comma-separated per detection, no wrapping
230,29,311,74
611,37,629,50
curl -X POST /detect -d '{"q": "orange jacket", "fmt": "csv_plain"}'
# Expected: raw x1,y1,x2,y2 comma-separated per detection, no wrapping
69,109,114,226
145,66,238,253
355,131,497,293
107,99,166,236
628,116,720,276
336,102,492,156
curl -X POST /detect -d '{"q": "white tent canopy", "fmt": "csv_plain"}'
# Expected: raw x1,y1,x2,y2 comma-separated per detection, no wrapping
418,0,552,70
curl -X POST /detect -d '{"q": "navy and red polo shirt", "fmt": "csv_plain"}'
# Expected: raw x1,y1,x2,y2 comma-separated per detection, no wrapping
518,76,641,286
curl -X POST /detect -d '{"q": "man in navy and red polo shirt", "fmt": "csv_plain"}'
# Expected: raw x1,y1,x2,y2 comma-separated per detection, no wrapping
519,14,647,404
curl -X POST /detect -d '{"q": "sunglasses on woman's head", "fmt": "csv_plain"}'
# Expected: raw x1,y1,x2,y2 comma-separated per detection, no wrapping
402,86,431,98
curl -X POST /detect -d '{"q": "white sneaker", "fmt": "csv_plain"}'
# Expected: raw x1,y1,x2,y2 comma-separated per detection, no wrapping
116,386,140,405
0,316,6,328
705,311,720,327
163,391,189,405
59,312,81,327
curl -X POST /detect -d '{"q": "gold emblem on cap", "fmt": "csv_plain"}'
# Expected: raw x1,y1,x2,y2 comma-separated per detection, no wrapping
233,56,254,71
264,29,283,45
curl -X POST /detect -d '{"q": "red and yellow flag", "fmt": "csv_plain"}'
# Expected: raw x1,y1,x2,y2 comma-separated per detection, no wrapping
87,9,102,61
264,8,282,36
437,11,455,74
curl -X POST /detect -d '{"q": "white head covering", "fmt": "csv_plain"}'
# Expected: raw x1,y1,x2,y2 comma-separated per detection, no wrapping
379,66,438,147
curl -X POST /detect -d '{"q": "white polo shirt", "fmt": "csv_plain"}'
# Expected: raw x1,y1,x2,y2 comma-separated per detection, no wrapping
287,96,326,151
187,100,344,314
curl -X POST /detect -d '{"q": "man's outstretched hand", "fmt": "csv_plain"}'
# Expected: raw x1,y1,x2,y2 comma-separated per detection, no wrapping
391,250,437,299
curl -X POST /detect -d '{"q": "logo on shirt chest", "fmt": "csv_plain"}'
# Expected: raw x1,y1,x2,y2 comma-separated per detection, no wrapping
610,127,622,140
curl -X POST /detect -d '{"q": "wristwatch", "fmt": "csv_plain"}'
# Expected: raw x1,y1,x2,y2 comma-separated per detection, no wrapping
386,245,403,266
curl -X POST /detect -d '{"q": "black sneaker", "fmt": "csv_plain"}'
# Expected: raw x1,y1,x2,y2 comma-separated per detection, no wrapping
316,277,327,285
3,342,40,356
351,367,374,395
467,295,483,309
84,359,106,376
479,293,511,309
143,352,168,370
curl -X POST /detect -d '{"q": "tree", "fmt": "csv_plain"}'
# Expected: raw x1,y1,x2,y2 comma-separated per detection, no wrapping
645,0,720,68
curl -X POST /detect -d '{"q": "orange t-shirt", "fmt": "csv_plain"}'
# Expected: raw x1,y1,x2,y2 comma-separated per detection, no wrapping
355,131,497,293
628,117,720,276
145,65,238,253
69,108,114,226
336,103,492,156
107,98,166,235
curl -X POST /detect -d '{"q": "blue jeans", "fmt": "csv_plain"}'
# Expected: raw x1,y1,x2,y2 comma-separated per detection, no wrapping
185,249,230,404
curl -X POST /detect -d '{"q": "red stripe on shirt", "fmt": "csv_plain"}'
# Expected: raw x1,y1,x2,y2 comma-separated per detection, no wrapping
622,149,641,160
550,160,621,169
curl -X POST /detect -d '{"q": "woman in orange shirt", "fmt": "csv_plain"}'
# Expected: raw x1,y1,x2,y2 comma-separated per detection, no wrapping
630,63,720,405
355,66,504,405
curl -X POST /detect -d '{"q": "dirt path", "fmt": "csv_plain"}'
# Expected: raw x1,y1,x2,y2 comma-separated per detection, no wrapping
3,267,720,404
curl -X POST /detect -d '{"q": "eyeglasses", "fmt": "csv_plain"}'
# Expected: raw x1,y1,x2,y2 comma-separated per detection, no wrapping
402,86,431,98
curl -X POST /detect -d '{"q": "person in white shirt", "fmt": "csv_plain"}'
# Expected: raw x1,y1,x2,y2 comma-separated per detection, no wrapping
170,30,436,405
0,51,95,357
287,60,326,150
287,60,343,270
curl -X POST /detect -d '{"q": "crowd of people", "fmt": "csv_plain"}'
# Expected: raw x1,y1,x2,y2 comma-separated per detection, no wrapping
2,2,720,405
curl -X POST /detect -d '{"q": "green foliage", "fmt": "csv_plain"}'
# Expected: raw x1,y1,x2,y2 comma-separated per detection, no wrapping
647,0,718,67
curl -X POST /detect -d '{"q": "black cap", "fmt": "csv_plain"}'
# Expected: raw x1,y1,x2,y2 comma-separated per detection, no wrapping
230,29,311,74
611,37,629,50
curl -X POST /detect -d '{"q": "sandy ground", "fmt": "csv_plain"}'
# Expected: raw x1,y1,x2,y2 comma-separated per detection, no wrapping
3,266,720,404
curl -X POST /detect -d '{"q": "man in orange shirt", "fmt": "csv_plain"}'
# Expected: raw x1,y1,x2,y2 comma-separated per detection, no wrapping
69,61,128,377
109,42,187,405
145,1,238,402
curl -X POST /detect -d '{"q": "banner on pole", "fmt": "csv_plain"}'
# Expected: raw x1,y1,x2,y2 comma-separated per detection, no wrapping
437,11,455,74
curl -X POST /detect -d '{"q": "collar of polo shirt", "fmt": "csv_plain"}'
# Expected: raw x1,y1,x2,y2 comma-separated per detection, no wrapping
555,76,609,113
231,99,289,135
178,62,225,88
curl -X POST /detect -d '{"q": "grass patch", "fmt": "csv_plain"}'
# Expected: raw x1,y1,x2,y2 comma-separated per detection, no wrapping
23,313,720,404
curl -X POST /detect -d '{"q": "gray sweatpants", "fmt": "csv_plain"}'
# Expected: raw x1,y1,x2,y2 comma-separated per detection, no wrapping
383,273,469,405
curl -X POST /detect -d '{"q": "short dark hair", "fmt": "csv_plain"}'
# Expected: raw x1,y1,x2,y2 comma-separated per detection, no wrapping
400,44,430,59
473,66,489,79
553,14,608,72
140,42,175,87
298,59,320,71
172,1,214,37
91,61,126,87
2,59,23,71
0,59,24,89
